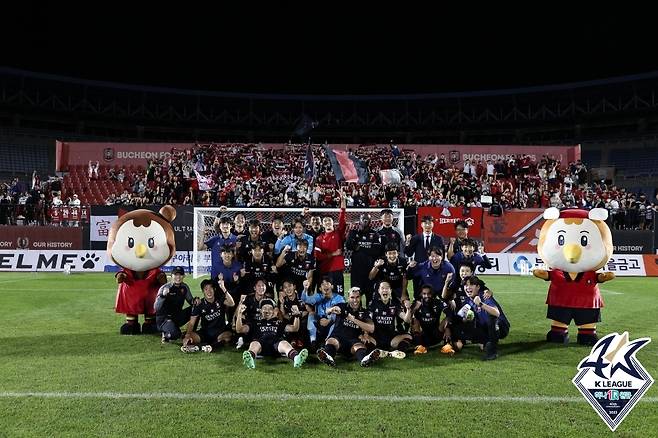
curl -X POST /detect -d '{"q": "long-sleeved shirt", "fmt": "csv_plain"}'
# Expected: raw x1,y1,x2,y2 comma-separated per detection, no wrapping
407,260,455,294
154,282,194,317
313,208,347,274
274,232,314,256
449,252,492,273
301,290,345,319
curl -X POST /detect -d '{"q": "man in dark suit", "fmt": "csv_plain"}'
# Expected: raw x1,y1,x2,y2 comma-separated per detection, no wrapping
404,215,445,264
404,215,445,298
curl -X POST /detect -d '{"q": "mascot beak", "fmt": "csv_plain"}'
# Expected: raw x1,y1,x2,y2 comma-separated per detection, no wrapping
135,243,148,258
563,243,582,264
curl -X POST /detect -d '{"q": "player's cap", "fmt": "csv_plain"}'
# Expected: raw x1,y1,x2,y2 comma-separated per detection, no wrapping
380,208,393,215
172,266,185,275
248,219,261,227
421,215,434,223
259,298,276,309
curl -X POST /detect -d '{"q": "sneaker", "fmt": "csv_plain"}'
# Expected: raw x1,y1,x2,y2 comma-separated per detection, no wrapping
243,350,256,369
201,345,213,353
317,348,336,367
361,349,382,367
381,350,405,359
440,344,455,356
293,349,309,368
235,336,244,349
414,345,428,355
180,345,200,353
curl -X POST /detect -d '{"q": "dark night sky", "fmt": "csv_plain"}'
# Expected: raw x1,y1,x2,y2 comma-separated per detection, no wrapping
4,5,658,95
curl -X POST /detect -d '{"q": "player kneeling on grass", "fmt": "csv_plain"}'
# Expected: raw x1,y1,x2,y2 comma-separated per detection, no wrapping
155,266,197,343
279,278,308,349
411,284,448,355
181,279,235,353
461,276,510,361
237,298,308,369
317,287,380,367
366,281,413,358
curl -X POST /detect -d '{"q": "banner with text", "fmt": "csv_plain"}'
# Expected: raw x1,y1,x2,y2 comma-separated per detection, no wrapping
0,250,108,272
0,226,83,250
417,207,483,238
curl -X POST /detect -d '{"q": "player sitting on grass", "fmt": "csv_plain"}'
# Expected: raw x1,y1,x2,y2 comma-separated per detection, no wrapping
237,298,308,369
301,276,345,352
366,281,413,358
317,287,379,367
279,278,308,349
440,263,475,355
462,276,510,361
411,284,448,354
155,266,196,343
181,279,235,353
233,278,269,349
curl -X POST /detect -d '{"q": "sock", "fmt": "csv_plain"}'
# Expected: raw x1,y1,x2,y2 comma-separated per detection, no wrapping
287,349,299,360
397,339,412,352
211,340,225,350
355,348,367,362
144,316,155,325
324,344,337,357
412,333,424,346
578,327,596,336
249,351,256,359
126,315,137,325
551,325,568,335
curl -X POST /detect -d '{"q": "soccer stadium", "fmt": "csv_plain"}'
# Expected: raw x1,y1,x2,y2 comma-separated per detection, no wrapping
1,10,657,437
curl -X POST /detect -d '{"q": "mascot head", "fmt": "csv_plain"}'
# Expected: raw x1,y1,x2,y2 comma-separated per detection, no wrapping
537,207,613,273
107,205,176,272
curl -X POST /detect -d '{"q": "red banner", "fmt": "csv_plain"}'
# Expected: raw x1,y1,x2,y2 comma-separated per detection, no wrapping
482,209,545,253
643,255,658,277
0,226,83,250
417,207,483,238
56,141,580,171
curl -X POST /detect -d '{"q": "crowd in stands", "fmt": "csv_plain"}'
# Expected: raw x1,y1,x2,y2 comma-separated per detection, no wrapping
0,143,656,229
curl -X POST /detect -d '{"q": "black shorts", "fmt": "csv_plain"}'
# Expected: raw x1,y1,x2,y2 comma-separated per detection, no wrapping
199,326,229,344
333,336,364,356
374,332,407,349
547,306,601,326
256,336,283,357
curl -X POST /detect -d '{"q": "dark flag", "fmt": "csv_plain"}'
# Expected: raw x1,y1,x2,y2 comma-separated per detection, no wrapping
304,144,315,183
324,146,368,183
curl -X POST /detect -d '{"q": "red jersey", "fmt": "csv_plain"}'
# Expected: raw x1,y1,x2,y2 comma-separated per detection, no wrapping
545,270,604,309
313,208,347,274
115,268,163,315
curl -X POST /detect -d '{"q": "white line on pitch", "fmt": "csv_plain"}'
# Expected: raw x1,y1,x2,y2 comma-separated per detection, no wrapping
0,391,656,404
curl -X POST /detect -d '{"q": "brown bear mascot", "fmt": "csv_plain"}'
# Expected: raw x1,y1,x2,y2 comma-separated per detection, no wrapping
533,207,614,346
107,206,177,335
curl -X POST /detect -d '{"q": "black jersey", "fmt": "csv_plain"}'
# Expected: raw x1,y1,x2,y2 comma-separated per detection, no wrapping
243,256,273,289
242,294,263,322
369,298,403,338
374,257,408,291
281,295,305,322
237,235,263,261
261,230,281,255
331,303,372,340
281,252,315,291
346,228,381,258
155,282,193,318
377,226,403,255
252,317,286,343
191,297,227,333
414,298,445,328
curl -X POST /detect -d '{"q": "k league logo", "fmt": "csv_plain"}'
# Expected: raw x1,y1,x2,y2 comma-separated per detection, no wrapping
572,332,653,431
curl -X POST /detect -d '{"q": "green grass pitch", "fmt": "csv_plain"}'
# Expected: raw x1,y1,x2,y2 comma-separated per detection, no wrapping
0,273,657,437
